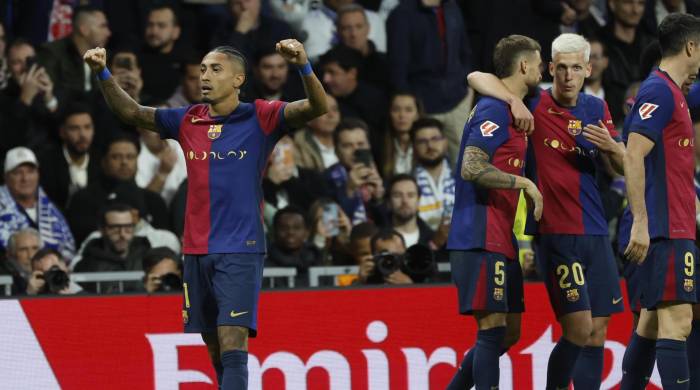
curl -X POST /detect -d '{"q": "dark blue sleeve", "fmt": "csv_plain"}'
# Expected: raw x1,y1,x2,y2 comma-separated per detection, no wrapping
465,100,511,159
688,82,700,109
155,106,189,140
627,84,674,144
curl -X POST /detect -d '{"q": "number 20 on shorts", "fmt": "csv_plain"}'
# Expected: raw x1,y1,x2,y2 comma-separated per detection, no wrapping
556,262,585,289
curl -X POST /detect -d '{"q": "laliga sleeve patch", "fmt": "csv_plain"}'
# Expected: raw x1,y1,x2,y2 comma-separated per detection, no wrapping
638,103,659,120
480,121,500,137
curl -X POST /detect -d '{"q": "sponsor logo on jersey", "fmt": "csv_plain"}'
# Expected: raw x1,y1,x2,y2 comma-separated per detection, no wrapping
547,107,564,115
507,157,523,168
638,103,659,120
480,121,499,137
677,138,695,148
567,120,582,136
543,138,588,156
208,124,223,140
186,150,248,160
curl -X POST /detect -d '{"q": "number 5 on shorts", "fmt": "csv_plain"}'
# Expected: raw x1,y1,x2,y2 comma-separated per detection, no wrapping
556,262,585,289
494,261,505,286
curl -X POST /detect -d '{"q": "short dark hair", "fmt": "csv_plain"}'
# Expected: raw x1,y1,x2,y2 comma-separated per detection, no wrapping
493,34,541,78
640,40,662,77
388,173,419,196
72,5,103,27
319,45,362,72
658,13,700,57
333,117,370,148
336,4,368,27
142,247,181,274
31,247,62,264
273,205,309,229
210,46,247,72
410,117,443,143
148,4,180,26
8,37,34,52
587,37,608,57
253,43,282,66
60,102,92,126
106,133,140,155
99,202,134,227
370,229,406,254
350,222,378,243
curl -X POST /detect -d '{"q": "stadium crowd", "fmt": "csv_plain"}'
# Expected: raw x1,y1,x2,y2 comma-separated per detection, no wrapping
0,0,697,294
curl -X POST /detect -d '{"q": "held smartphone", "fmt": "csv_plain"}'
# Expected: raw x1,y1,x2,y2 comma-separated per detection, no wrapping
24,56,37,70
115,56,134,71
321,203,340,237
353,148,373,167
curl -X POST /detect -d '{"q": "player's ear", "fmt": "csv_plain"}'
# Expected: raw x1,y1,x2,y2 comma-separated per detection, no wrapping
585,62,592,78
233,72,245,89
548,61,555,78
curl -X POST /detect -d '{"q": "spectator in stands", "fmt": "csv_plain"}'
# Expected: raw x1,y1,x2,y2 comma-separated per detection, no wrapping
600,0,654,124
38,103,101,210
210,0,294,60
0,22,8,90
243,45,304,102
294,94,341,172
0,39,58,155
319,46,387,135
302,0,387,60
166,55,202,108
380,92,423,178
308,198,353,265
324,118,386,225
386,174,434,248
411,118,453,248
349,221,378,283
268,0,313,36
66,135,170,246
267,206,322,274
1,228,42,295
387,0,473,163
641,0,700,34
584,38,609,100
75,203,151,292
0,147,75,259
263,136,328,227
561,0,607,37
142,247,182,293
70,186,181,270
359,228,413,284
336,4,390,91
36,5,111,102
135,127,187,206
26,248,82,295
139,4,185,103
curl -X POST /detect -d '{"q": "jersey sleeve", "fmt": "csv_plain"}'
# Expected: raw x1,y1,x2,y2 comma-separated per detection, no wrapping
688,82,700,109
626,84,674,143
255,99,289,137
155,106,189,140
465,100,511,159
601,101,620,141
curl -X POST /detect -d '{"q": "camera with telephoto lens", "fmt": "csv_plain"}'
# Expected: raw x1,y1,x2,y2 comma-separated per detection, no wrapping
42,266,70,294
157,273,183,292
371,244,436,282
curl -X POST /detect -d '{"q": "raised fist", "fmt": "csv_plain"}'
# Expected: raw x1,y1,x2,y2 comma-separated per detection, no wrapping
275,39,308,66
83,47,107,72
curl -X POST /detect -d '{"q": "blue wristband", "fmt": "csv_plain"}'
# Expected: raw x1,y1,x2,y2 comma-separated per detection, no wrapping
97,67,112,81
298,62,313,76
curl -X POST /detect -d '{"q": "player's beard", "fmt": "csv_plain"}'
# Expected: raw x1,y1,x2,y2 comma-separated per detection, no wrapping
393,208,416,225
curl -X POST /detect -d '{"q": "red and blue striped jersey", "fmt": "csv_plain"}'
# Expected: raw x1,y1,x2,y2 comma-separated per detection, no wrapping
524,88,619,236
447,97,527,260
155,100,288,254
623,69,696,240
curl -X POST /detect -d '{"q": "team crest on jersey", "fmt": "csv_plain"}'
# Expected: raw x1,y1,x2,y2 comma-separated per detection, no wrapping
567,120,582,136
493,287,504,301
480,121,499,137
566,289,580,302
208,124,223,140
638,103,659,120
684,278,694,292
182,310,189,324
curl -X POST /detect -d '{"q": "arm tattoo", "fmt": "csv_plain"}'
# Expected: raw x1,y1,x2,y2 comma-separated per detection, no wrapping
461,146,518,189
99,78,157,131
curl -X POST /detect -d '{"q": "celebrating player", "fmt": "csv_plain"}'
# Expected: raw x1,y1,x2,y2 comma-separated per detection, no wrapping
446,35,543,390
84,40,328,389
621,13,700,390
468,33,625,390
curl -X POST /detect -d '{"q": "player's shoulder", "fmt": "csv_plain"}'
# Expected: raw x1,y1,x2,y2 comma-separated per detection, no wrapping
637,73,674,100
579,91,608,112
473,96,510,119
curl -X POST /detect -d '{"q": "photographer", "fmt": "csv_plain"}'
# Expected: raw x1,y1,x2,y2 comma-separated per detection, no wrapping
142,247,182,293
360,229,413,285
26,248,82,295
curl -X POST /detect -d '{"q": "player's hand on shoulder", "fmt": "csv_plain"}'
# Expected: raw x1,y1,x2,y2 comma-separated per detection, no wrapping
83,47,107,72
509,99,534,134
276,39,308,66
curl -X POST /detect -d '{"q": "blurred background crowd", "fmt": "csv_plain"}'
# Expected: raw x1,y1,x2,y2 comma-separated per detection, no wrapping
0,0,697,295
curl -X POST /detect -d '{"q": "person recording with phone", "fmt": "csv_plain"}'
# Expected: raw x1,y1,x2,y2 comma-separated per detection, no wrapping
308,198,353,266
26,248,82,295
324,117,386,225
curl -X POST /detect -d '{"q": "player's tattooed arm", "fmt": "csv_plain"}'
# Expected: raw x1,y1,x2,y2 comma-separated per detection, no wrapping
462,146,543,220
83,48,157,131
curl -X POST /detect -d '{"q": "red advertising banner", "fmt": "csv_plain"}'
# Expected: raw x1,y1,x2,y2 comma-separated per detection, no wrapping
0,283,664,389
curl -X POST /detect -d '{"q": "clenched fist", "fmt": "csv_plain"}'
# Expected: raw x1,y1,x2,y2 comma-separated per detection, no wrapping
83,47,107,72
275,39,308,66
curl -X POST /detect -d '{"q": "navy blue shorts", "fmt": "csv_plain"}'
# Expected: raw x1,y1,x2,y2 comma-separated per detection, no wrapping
450,249,524,315
535,234,623,318
638,239,697,309
182,253,264,336
622,260,643,313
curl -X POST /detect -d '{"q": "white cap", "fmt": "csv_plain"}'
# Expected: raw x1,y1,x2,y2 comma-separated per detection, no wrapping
4,147,38,174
